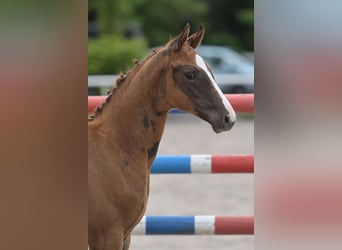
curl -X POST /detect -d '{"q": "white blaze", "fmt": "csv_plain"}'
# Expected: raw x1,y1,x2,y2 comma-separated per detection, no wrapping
195,54,236,122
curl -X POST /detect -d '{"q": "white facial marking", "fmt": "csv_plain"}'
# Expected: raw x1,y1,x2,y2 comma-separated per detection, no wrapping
195,54,236,122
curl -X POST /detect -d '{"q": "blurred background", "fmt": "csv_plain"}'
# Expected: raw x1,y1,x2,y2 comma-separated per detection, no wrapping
88,0,254,95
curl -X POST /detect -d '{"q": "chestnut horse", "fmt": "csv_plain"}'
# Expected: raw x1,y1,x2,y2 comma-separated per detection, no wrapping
88,24,236,250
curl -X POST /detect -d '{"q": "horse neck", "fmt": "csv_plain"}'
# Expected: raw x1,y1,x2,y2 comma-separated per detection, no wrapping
96,59,170,164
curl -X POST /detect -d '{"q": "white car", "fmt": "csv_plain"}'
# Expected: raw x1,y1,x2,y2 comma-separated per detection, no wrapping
196,45,254,93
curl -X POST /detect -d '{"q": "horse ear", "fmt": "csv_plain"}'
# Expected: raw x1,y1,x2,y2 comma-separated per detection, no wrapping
168,23,190,52
177,23,190,51
187,24,205,49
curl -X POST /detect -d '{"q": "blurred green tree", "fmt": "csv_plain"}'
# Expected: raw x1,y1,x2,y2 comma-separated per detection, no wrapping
88,0,254,74
88,0,207,44
88,0,253,50
134,0,207,46
204,0,254,50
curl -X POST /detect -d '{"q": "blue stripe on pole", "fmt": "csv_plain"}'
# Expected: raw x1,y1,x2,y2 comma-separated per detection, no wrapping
169,109,185,114
146,216,195,235
151,155,191,174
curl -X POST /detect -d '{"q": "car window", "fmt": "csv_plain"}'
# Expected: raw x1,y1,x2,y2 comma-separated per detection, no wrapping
203,56,238,74
197,46,254,74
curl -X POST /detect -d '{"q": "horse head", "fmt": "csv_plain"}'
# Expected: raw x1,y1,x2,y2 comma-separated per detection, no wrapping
160,23,236,133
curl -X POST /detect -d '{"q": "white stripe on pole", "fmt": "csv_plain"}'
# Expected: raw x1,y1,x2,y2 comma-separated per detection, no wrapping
133,216,146,235
191,155,211,173
194,215,215,234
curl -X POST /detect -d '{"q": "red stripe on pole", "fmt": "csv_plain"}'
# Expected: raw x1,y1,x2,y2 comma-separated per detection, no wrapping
88,96,105,114
225,94,254,113
88,94,254,114
215,216,254,235
211,155,254,173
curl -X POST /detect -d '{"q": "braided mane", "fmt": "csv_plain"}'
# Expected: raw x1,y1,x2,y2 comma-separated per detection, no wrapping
88,49,159,121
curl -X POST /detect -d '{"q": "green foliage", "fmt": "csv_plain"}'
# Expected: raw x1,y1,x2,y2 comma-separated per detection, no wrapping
89,0,207,44
88,0,254,74
88,0,118,34
204,32,240,48
204,0,254,50
88,35,148,74
237,9,254,25
134,0,207,46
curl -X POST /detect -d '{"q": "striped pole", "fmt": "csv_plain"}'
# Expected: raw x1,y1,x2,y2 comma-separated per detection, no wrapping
88,94,254,114
133,216,254,235
151,155,254,174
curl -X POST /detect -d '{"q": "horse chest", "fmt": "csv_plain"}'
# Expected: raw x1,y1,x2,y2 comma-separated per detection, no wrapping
110,159,150,226
122,163,149,204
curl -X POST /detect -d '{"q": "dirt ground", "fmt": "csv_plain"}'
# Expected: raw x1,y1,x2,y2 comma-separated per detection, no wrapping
130,113,254,250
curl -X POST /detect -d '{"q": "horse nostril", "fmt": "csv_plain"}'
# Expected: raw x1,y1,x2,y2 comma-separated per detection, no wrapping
224,114,235,128
224,115,229,123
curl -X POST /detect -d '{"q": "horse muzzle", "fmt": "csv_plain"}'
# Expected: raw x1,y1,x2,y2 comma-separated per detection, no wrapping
211,113,236,133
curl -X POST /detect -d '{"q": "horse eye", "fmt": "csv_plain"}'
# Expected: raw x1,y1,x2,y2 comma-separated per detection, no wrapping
184,72,195,80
